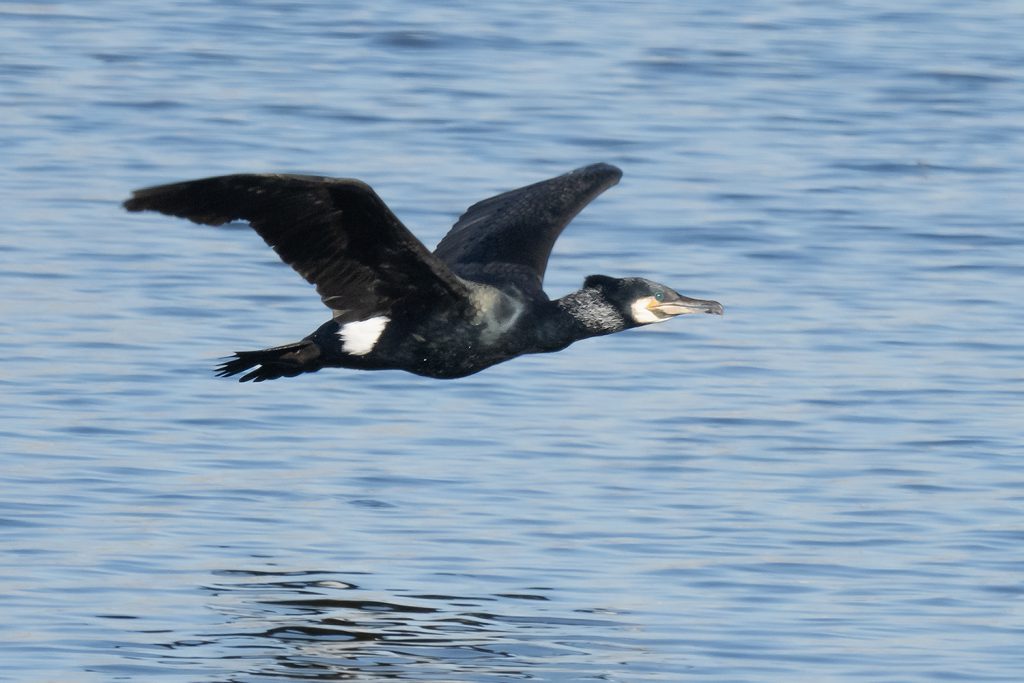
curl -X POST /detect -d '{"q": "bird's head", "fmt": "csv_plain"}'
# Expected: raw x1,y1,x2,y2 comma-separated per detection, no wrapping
583,274,723,327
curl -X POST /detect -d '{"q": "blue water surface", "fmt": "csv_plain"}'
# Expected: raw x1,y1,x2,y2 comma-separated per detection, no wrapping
2,1,1023,681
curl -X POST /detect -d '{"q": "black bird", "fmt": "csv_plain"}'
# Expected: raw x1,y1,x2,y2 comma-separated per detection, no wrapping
123,163,722,381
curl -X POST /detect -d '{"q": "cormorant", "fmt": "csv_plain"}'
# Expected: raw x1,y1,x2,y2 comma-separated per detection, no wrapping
123,163,723,381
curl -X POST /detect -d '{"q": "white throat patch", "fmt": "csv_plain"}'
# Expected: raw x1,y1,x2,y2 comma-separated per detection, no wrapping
337,316,390,355
630,297,665,324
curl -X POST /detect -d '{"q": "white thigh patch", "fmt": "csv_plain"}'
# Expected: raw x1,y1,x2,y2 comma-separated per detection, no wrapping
337,316,390,355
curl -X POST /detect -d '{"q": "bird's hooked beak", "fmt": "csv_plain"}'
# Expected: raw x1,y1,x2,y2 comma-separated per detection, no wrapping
649,294,724,318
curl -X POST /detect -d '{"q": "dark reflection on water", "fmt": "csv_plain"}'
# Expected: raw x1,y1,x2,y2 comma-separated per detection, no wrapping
168,569,627,681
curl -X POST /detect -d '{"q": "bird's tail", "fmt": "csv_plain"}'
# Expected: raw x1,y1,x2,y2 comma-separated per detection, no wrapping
216,340,321,382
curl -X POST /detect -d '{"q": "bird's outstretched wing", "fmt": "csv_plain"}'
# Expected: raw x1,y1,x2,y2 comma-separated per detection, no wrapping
433,163,623,291
124,174,471,319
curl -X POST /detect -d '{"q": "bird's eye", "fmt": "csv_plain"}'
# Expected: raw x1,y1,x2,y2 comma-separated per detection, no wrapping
654,292,665,302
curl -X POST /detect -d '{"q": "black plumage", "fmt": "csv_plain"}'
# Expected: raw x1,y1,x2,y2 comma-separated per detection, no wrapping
123,163,722,381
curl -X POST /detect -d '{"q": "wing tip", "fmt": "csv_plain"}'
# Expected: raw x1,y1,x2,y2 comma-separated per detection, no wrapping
577,162,623,184
121,182,181,214
122,193,145,213
120,180,236,225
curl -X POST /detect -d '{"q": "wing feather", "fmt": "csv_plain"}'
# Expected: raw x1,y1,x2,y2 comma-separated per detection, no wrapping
124,174,470,318
433,163,622,290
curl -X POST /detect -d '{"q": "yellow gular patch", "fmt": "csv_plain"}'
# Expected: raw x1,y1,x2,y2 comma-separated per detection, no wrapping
630,296,664,324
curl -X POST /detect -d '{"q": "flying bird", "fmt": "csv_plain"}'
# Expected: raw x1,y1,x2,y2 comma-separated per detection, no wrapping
123,163,722,381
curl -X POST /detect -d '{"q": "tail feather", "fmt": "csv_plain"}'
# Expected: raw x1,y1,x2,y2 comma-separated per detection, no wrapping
216,341,320,382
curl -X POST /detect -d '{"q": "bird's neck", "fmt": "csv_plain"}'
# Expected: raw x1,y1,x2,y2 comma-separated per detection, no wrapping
552,287,628,340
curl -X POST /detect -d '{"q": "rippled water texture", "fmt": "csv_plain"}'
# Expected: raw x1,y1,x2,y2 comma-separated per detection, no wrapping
3,1,1023,681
